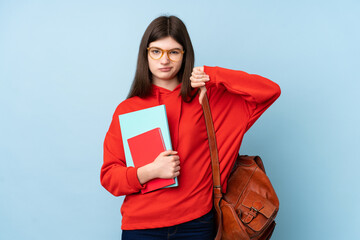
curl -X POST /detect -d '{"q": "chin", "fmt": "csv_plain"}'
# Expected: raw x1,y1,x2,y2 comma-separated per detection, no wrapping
157,73,176,81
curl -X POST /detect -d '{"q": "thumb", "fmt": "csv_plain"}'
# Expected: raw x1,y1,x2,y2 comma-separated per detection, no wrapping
161,150,177,156
199,86,207,104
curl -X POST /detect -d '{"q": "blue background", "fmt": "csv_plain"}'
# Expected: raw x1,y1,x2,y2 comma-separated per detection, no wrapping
1,0,359,239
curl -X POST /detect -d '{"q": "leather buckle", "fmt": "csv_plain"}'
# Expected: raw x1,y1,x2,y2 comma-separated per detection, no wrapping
249,207,259,217
242,202,264,224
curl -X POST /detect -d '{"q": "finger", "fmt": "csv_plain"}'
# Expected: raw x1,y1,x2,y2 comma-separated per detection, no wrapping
191,82,206,88
190,80,206,86
192,71,207,79
163,155,179,163
195,73,209,80
192,68,203,75
192,75,210,83
172,160,180,167
191,73,204,79
192,67,199,73
172,162,179,169
169,155,180,162
193,67,203,73
190,76,200,82
161,150,178,156
191,76,209,84
159,150,170,156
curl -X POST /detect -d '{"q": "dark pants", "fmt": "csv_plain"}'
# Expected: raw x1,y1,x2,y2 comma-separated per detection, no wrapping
122,209,215,240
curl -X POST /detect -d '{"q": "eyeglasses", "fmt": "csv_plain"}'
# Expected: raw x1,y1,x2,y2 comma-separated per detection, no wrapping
147,47,184,62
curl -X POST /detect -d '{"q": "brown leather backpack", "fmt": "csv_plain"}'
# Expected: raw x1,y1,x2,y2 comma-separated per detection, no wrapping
201,94,279,240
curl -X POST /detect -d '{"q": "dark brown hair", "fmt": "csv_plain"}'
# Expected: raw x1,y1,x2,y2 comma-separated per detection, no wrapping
127,15,196,102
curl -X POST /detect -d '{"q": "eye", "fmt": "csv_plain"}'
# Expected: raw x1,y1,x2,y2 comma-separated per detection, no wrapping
151,49,161,54
169,50,181,55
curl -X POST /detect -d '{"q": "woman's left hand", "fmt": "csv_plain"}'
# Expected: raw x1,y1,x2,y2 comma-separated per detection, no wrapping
190,66,209,88
190,66,210,104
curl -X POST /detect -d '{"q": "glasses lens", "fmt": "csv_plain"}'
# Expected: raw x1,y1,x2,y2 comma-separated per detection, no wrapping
168,49,182,62
148,48,163,60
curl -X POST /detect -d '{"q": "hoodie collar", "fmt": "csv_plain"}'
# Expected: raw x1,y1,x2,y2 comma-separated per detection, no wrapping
151,83,182,94
151,83,182,105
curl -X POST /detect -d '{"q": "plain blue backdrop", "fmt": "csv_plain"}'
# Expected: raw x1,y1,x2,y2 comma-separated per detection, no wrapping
1,0,359,239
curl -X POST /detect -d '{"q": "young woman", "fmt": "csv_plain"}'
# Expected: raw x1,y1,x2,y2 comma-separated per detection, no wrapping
101,15,280,240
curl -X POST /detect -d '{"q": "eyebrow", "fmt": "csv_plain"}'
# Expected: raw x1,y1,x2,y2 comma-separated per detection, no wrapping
149,46,183,50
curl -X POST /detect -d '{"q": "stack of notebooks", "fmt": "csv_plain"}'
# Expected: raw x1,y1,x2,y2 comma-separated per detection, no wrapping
118,105,178,194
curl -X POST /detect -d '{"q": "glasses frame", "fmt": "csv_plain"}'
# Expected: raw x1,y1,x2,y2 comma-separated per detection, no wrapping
147,47,185,62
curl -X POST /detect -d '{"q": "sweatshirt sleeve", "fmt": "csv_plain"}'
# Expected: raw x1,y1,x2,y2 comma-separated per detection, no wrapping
204,66,281,132
100,108,146,196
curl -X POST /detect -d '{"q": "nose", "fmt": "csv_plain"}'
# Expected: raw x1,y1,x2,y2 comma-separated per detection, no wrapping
160,52,170,64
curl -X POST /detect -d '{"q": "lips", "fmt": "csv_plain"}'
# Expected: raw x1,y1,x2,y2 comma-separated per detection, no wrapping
159,67,172,72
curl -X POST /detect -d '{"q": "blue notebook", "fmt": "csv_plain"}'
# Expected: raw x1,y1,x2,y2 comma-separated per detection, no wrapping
118,105,178,188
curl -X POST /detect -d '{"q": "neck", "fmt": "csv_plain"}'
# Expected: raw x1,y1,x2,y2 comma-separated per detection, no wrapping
152,77,180,91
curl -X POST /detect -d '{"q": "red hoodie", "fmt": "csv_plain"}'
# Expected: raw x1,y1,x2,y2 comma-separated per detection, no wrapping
101,66,281,230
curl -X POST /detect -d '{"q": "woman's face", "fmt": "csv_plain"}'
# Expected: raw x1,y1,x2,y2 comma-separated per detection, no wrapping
148,36,184,85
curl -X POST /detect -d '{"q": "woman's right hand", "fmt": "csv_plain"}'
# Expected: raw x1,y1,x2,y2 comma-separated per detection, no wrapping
151,150,180,179
137,150,180,184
